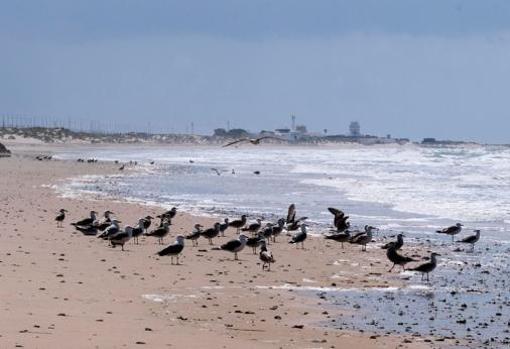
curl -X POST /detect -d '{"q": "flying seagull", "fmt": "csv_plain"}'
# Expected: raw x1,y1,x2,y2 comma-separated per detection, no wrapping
222,136,285,148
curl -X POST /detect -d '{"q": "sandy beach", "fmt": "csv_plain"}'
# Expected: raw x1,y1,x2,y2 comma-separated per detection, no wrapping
1,144,458,348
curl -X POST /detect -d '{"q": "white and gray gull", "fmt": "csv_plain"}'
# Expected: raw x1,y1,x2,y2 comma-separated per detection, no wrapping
289,224,308,249
220,234,248,260
157,235,185,264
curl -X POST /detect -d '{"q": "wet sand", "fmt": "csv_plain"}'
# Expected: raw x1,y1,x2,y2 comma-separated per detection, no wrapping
0,145,456,348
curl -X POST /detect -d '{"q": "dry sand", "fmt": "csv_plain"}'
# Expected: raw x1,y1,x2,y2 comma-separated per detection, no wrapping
0,145,450,348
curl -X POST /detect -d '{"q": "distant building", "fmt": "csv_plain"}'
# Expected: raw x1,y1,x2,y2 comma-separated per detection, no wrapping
349,121,361,137
295,125,307,133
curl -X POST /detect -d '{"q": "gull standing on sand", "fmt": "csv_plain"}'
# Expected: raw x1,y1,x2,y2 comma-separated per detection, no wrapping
386,242,416,272
109,226,133,251
145,220,171,244
436,223,463,242
270,218,285,242
409,253,441,281
289,224,308,249
201,222,221,245
349,226,374,252
259,240,275,271
242,218,262,235
55,209,67,227
228,215,247,234
458,229,480,251
131,218,146,244
142,215,154,233
71,210,97,227
94,210,114,231
246,233,265,254
185,224,203,247
157,235,185,264
382,233,404,250
324,230,351,248
97,219,121,240
220,234,248,260
219,218,229,237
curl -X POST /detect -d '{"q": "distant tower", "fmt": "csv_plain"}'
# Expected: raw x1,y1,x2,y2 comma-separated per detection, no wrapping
349,121,361,137
291,115,296,131
191,122,194,135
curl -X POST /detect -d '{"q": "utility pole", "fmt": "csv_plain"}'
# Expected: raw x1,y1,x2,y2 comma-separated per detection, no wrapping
291,114,296,131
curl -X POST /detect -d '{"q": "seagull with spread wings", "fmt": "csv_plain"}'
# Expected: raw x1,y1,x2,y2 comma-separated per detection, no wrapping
222,136,285,148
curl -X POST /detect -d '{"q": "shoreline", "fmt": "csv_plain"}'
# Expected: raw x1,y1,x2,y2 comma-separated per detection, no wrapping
0,144,463,348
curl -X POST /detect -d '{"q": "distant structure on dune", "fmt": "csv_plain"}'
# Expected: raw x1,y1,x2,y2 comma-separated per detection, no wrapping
349,121,361,137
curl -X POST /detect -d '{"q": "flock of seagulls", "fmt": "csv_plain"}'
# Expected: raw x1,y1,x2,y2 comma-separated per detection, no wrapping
57,203,481,280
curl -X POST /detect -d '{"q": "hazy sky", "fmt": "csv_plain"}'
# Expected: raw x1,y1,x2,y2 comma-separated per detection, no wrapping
1,1,510,142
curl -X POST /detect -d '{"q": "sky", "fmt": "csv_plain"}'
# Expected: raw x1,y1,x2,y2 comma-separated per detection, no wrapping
1,0,510,142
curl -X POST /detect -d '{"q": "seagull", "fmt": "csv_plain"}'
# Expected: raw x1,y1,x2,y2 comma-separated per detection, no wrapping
228,215,247,233
219,218,229,237
109,226,133,251
286,204,296,224
259,241,275,271
201,222,221,245
382,233,404,250
328,207,350,232
220,234,248,260
458,229,480,251
94,210,114,231
55,209,67,227
158,207,177,221
246,233,265,254
131,218,146,244
270,218,286,242
142,215,154,233
145,220,171,244
71,211,97,227
289,224,308,249
185,224,203,247
211,168,222,176
97,220,121,240
242,218,262,235
349,225,375,242
260,223,274,242
349,226,374,251
157,235,185,264
324,230,351,248
409,253,441,281
285,204,308,231
436,223,463,242
74,224,98,236
386,242,416,272
222,136,285,148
